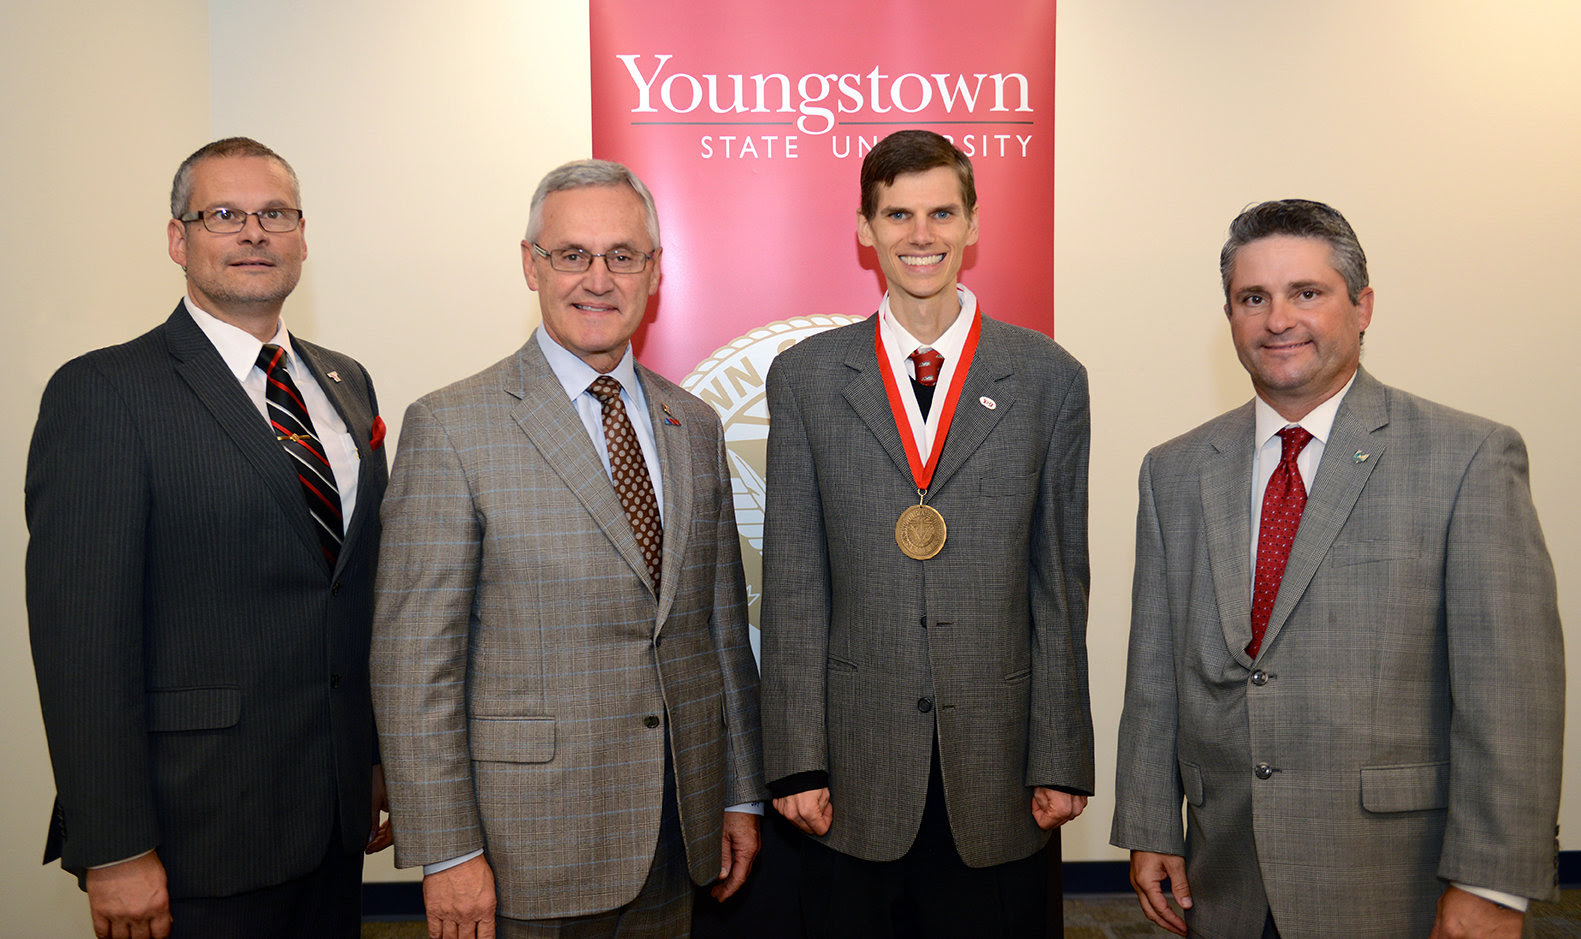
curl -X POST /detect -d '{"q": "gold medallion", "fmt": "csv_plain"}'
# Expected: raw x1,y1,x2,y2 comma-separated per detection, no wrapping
896,503,947,560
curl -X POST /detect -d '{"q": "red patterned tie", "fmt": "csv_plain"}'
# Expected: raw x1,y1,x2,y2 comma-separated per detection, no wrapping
257,344,342,567
589,376,663,589
909,348,944,386
1248,426,1313,658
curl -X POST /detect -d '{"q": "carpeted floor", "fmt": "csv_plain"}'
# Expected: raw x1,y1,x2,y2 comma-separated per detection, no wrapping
362,890,1581,937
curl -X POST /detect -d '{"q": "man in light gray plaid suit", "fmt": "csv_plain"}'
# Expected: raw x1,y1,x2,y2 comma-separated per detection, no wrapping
1111,199,1563,938
371,160,765,938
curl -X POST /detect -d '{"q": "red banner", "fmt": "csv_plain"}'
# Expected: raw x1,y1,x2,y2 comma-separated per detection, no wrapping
591,0,1057,381
591,1,1056,635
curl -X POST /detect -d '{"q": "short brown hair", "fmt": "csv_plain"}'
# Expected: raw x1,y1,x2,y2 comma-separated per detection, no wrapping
859,130,976,220
170,137,300,218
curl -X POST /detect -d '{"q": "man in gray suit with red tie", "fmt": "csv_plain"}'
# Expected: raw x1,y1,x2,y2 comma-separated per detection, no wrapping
371,159,764,938
1111,199,1564,937
760,129,1095,936
27,137,391,938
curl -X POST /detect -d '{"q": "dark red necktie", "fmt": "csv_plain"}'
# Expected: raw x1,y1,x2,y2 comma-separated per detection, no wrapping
909,348,944,386
1248,426,1313,658
589,376,663,589
257,344,342,567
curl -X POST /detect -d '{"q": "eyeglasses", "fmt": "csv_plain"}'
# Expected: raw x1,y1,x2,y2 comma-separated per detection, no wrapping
531,242,655,274
179,207,304,234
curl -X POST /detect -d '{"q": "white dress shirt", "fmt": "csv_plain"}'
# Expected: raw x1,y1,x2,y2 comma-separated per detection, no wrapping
876,284,978,462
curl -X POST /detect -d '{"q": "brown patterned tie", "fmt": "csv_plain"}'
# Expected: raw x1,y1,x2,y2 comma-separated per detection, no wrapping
257,344,342,567
589,376,663,588
1248,426,1313,657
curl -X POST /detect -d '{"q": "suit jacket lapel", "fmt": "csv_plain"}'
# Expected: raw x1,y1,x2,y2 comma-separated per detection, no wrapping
508,340,658,596
927,321,1012,496
840,320,915,483
1201,404,1256,666
1258,370,1387,654
639,365,690,631
163,305,324,560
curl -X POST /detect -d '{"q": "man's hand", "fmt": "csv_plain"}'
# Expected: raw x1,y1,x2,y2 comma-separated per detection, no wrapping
1030,787,1087,830
711,810,762,901
772,787,833,836
85,851,172,939
1129,850,1191,937
366,763,394,854
423,854,497,939
1430,885,1523,939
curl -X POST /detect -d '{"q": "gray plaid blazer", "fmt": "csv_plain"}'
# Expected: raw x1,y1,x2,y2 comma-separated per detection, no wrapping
371,335,764,920
1111,368,1564,937
760,314,1094,868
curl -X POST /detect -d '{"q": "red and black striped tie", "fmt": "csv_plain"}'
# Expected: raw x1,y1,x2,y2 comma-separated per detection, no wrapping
257,344,342,566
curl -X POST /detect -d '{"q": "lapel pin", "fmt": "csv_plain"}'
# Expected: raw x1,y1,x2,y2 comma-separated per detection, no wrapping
661,403,681,426
979,396,997,410
1354,450,1370,463
326,370,342,383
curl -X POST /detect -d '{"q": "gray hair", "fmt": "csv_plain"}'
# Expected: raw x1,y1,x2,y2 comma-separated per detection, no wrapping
524,159,661,250
1220,199,1368,304
170,137,300,218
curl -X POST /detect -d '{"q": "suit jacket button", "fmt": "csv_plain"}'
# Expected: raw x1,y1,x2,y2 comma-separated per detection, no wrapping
330,674,341,689
1250,669,1268,686
653,633,663,648
1254,762,1274,780
331,581,341,596
917,697,933,713
919,615,927,628
644,714,661,728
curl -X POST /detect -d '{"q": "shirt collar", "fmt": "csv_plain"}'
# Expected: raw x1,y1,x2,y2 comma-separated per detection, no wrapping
1253,370,1358,451
534,327,641,403
878,283,978,363
183,296,290,380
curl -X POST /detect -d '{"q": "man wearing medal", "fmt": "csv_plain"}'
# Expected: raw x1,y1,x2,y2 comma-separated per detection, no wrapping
759,129,1094,936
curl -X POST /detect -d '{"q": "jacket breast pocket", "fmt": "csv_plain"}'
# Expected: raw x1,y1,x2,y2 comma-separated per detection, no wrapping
1360,760,1449,813
145,686,240,733
470,717,555,764
979,473,1036,498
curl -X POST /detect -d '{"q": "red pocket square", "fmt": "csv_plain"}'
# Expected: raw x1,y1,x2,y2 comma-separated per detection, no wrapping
370,416,387,450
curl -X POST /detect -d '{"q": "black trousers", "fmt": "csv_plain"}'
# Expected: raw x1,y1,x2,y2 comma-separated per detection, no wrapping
798,743,1046,939
169,828,364,939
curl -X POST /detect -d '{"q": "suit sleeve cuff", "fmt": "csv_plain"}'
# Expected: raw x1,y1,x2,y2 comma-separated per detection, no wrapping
424,849,484,876
88,849,154,870
766,771,829,799
1453,883,1529,912
725,801,764,815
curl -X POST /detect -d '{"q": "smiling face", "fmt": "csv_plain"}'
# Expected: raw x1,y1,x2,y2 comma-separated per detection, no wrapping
167,155,306,331
523,184,661,373
1225,235,1375,420
858,165,979,328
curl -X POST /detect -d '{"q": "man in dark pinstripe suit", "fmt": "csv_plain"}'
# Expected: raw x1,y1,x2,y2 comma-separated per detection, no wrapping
27,137,391,938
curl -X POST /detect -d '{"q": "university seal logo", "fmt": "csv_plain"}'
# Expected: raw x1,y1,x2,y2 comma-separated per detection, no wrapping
682,315,861,657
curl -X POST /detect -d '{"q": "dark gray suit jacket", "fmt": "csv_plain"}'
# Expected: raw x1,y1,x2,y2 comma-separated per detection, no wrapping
371,336,764,920
1111,368,1564,937
27,302,387,897
760,313,1094,868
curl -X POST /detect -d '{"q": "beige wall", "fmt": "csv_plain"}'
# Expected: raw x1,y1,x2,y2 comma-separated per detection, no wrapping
2,0,1575,930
